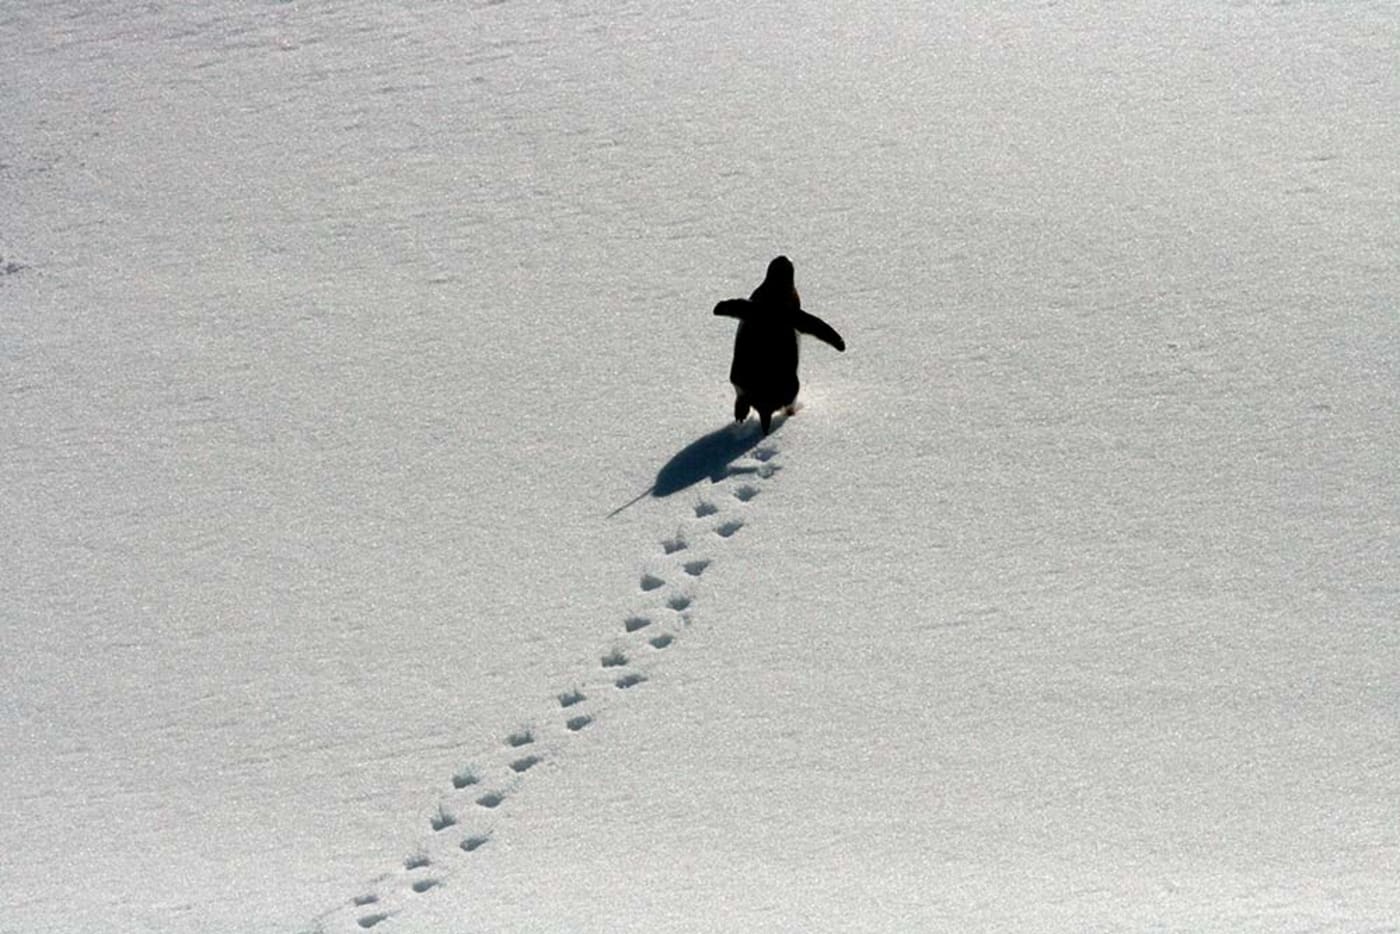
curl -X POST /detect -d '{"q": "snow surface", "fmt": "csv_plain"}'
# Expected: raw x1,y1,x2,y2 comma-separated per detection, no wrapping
3,1,1399,931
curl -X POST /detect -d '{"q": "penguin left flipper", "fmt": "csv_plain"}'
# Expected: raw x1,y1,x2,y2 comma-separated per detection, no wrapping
713,299,755,320
794,310,846,352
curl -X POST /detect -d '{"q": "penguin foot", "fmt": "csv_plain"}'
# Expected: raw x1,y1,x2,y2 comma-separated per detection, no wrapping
759,410,773,434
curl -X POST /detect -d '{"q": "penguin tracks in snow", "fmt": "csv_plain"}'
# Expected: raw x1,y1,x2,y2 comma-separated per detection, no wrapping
320,443,780,932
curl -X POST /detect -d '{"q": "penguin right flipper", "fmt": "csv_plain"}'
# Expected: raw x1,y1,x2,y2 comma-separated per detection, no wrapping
713,298,756,320
794,310,846,352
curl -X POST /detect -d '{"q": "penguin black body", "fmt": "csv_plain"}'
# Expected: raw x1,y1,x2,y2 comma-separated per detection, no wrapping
713,256,845,434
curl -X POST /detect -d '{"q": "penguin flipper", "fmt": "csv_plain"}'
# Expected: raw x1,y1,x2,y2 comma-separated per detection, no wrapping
713,298,755,320
794,310,846,352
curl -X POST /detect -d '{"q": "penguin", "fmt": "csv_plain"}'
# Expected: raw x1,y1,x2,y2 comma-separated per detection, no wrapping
713,256,845,434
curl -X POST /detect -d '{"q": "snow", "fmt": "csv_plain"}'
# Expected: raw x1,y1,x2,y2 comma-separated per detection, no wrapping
3,1,1398,931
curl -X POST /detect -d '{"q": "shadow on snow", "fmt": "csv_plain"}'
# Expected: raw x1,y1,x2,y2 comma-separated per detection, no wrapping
607,418,780,518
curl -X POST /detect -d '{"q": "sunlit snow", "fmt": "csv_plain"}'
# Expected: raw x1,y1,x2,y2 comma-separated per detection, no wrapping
3,2,1398,932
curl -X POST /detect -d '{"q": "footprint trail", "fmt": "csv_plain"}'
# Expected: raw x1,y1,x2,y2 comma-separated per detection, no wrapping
313,441,781,933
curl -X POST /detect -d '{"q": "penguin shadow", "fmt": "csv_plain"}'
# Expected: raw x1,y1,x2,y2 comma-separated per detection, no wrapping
607,419,781,518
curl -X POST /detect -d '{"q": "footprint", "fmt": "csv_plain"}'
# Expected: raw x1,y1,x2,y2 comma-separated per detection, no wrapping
566,714,593,731
476,791,505,809
662,538,687,554
510,754,541,773
559,689,585,708
505,730,534,748
352,895,379,907
451,769,479,790
733,485,759,502
624,615,651,633
601,649,628,668
640,573,664,592
667,594,691,611
716,520,743,538
358,913,389,929
411,878,440,894
754,448,776,462
694,501,718,518
649,634,674,649
682,559,710,577
430,806,456,832
615,673,646,690
404,854,430,870
460,835,489,853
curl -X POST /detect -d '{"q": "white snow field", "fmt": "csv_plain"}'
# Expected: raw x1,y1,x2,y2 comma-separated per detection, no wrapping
4,1,1398,931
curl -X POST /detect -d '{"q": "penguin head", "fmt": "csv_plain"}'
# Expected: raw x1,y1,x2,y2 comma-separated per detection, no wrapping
765,255,795,288
759,255,799,308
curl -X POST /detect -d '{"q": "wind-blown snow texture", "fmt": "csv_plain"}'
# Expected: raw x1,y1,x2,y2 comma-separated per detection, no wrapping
3,2,1398,932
